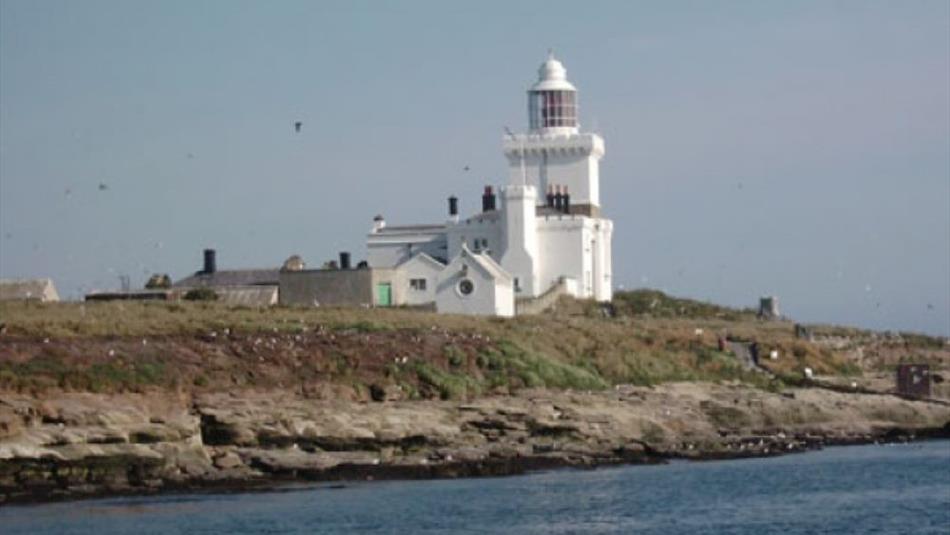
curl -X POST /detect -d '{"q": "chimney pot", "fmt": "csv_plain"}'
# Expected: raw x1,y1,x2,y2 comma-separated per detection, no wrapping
202,249,216,274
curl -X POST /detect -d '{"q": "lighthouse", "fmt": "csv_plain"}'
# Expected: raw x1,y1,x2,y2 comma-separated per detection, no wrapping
366,52,614,315
503,52,606,217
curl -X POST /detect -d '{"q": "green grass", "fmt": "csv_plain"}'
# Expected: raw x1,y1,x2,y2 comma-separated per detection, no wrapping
0,352,169,393
414,361,482,400
0,289,916,397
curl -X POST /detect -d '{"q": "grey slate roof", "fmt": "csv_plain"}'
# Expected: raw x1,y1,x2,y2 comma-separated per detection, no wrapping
173,269,279,288
214,286,279,306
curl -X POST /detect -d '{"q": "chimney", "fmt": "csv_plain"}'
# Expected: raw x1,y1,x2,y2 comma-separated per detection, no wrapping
482,186,496,212
553,185,563,211
562,186,570,214
372,214,386,232
202,249,216,274
448,195,458,217
546,185,555,208
339,252,351,270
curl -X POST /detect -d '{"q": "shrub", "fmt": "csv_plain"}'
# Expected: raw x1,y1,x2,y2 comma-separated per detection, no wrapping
414,362,481,400
183,288,218,301
145,274,172,289
445,345,465,368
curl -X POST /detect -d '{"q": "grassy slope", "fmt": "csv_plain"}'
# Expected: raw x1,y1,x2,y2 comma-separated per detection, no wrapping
0,290,943,398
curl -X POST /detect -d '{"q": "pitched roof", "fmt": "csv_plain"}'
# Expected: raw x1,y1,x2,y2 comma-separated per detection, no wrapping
173,269,279,288
0,278,59,302
214,286,279,306
458,245,512,283
395,252,446,271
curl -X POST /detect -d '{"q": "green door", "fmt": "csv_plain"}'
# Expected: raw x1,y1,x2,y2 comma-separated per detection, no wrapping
376,283,392,307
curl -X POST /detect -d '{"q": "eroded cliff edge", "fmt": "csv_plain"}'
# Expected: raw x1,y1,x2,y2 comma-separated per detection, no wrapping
2,383,948,504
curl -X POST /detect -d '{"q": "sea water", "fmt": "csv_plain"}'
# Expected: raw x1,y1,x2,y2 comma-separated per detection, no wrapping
2,440,948,534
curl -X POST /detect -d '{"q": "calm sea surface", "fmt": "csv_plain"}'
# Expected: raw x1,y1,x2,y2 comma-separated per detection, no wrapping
2,440,948,534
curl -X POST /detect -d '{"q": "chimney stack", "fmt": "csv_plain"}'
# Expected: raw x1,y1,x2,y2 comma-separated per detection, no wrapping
202,249,216,274
448,195,458,217
339,251,351,270
482,186,497,212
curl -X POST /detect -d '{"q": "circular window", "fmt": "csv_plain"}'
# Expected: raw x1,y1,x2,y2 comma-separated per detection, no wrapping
457,278,475,296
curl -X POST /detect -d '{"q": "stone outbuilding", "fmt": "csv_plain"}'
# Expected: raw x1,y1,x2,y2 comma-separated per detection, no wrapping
0,278,60,302
173,249,279,307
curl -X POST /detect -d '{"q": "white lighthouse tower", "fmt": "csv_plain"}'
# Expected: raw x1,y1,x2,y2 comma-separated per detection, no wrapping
367,52,613,314
500,52,612,301
503,52,606,216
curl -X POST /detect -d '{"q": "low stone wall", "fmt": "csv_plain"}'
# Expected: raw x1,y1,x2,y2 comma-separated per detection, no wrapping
516,278,570,315
279,269,372,307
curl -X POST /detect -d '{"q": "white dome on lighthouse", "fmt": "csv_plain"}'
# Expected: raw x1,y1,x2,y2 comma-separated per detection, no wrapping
531,52,577,92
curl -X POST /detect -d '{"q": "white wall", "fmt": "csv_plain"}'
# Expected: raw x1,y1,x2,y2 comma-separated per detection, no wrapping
499,185,539,297
445,213,503,263
532,215,613,301
367,231,448,268
536,216,588,298
503,133,604,208
435,252,514,317
396,255,443,306
593,220,613,301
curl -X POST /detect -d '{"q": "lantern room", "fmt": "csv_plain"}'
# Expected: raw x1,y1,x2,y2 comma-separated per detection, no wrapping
528,52,578,133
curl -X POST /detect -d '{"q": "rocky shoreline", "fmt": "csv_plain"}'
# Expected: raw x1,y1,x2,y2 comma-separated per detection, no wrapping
2,382,949,506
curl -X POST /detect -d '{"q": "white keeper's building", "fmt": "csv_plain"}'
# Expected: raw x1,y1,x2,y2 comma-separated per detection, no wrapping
366,53,613,317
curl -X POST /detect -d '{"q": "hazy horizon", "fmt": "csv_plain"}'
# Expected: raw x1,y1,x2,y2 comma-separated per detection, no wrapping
1,0,948,335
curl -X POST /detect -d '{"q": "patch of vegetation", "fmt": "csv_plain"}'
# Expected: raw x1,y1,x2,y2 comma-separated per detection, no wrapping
445,345,465,368
414,361,481,400
144,274,171,289
0,352,169,393
0,289,911,396
899,332,947,350
483,340,608,391
345,320,393,333
611,289,756,320
183,288,218,301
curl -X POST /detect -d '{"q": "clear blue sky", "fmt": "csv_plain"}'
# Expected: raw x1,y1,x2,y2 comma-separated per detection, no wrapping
1,0,948,335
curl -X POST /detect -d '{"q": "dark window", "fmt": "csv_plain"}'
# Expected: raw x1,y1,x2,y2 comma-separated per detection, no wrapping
410,278,427,291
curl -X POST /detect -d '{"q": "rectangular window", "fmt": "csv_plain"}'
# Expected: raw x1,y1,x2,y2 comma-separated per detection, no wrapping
410,278,427,291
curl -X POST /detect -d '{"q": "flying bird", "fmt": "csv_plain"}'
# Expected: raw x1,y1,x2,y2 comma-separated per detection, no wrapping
463,165,470,172
294,121,302,133
98,183,109,191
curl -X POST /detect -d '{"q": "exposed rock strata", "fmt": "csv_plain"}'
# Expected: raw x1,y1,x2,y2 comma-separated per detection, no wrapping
1,382,948,504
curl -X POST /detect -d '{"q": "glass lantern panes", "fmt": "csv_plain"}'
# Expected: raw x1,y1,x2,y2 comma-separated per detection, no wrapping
529,90,577,129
